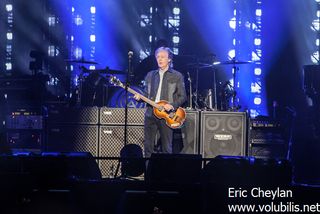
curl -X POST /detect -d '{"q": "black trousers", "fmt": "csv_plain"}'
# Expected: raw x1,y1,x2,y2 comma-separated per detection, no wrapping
144,114,173,158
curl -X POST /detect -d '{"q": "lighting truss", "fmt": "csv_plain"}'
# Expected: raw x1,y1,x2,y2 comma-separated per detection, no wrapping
231,0,264,117
138,0,181,60
5,2,14,72
311,0,320,64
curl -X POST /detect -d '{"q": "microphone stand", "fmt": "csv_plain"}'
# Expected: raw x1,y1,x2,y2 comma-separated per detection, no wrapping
187,72,193,109
213,66,218,110
124,51,133,147
116,51,133,179
194,60,200,110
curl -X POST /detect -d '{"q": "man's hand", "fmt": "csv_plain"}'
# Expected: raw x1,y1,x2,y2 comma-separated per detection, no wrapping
133,94,141,101
163,103,174,111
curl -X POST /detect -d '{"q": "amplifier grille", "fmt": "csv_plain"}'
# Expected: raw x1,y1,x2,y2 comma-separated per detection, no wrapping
47,106,99,124
99,126,144,177
100,108,145,125
46,125,99,156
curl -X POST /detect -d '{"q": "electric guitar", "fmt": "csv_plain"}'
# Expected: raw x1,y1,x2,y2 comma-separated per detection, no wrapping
109,76,186,129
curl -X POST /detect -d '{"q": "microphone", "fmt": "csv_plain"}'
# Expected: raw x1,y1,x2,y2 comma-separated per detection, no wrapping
128,51,133,58
187,72,191,82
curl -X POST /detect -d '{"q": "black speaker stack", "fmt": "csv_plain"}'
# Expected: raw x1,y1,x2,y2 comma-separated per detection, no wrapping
99,107,145,177
45,106,146,177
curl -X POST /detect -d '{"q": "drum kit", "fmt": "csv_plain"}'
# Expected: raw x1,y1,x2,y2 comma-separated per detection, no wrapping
65,59,126,107
186,58,252,111
64,57,252,111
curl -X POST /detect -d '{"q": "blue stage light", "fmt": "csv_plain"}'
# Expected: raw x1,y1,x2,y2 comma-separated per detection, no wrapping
90,6,96,14
90,34,96,42
254,97,262,105
6,4,13,12
173,7,180,15
6,32,13,40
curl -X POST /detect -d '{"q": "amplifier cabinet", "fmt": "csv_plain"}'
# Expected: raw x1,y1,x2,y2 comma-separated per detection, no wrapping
200,111,247,158
46,124,99,156
47,106,99,125
99,125,144,177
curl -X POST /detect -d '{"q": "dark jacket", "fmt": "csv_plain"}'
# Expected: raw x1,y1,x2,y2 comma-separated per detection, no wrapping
144,68,187,116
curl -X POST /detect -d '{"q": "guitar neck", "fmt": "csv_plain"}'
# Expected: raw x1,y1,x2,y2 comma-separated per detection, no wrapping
125,86,160,109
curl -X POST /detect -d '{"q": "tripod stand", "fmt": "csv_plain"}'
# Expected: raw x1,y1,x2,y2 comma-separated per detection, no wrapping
214,59,251,111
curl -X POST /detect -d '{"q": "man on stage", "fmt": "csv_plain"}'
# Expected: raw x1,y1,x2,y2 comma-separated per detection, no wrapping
134,47,187,157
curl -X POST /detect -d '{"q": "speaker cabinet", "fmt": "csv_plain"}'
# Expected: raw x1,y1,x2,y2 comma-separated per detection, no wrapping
46,125,99,156
47,106,99,125
99,126,144,177
100,108,145,125
200,111,247,158
174,110,199,154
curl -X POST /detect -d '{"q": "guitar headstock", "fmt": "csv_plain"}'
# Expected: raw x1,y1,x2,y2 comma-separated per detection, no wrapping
109,76,124,88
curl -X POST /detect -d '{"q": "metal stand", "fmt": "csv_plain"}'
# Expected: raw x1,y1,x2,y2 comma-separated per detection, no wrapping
231,64,238,110
124,52,133,147
230,61,241,111
187,72,193,109
194,63,200,109
212,66,218,110
76,67,85,106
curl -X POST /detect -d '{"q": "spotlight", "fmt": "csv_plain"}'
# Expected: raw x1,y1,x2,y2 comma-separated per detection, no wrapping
172,36,180,44
228,49,235,59
90,6,96,14
173,7,180,15
5,63,12,71
229,17,236,30
255,9,262,16
90,34,96,42
254,68,262,75
254,97,262,105
6,32,13,40
254,38,261,46
6,4,13,12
